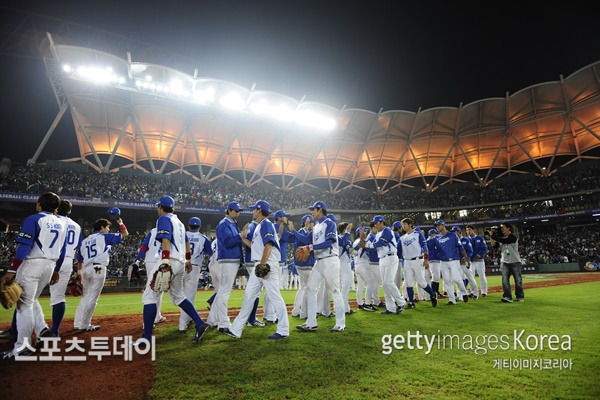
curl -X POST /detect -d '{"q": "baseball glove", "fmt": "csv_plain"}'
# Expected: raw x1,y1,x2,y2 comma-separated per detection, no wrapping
0,279,22,309
150,264,173,292
68,275,83,296
128,261,141,283
255,263,271,278
295,246,311,262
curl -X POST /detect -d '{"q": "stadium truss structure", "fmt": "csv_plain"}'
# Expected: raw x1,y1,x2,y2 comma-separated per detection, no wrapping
34,33,600,193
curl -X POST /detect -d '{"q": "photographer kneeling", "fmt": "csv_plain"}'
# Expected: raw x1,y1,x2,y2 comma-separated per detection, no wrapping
489,223,524,303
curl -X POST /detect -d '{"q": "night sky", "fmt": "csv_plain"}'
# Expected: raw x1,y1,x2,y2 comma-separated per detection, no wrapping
1,0,598,164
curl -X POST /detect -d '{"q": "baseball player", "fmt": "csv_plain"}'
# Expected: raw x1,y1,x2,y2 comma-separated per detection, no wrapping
337,221,355,314
1,193,67,359
433,220,470,305
295,201,346,332
316,213,342,318
132,227,169,326
206,201,244,331
290,214,315,319
353,227,376,311
359,216,406,314
74,217,129,332
242,217,266,327
134,195,209,346
274,210,294,290
289,263,299,290
221,200,289,339
453,226,479,300
399,218,437,308
426,229,444,298
179,217,213,331
48,199,82,336
206,238,218,309
391,221,404,294
466,224,488,297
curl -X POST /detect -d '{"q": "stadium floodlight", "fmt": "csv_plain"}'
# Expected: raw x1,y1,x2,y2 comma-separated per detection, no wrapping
63,64,72,73
220,91,246,110
295,110,336,130
193,87,215,104
135,79,143,88
145,75,152,81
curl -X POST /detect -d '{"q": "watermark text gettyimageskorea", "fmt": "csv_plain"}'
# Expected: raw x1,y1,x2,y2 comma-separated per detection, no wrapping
381,330,572,355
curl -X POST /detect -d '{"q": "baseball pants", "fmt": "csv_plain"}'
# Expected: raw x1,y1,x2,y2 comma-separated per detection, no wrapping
179,264,201,331
49,256,73,306
206,260,239,329
460,263,478,297
13,258,54,354
471,259,487,295
339,259,353,313
317,280,332,316
280,262,289,290
366,262,381,305
305,256,346,329
74,263,107,330
354,262,370,306
380,255,406,312
292,268,312,318
440,260,467,303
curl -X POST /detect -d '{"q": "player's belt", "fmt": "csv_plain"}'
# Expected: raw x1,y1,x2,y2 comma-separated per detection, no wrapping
316,255,336,261
380,253,395,258
408,256,423,260
93,263,102,265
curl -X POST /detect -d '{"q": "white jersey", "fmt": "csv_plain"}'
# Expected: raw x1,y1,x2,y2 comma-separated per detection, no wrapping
312,217,339,259
400,230,426,260
156,213,187,263
20,211,67,261
145,228,161,265
353,238,370,264
187,230,210,265
58,215,82,259
251,218,281,265
79,232,122,267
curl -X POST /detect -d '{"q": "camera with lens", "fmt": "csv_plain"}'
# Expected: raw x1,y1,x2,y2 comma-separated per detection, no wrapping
484,226,502,238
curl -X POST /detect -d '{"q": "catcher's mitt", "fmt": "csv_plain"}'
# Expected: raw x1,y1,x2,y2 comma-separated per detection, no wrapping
255,263,271,278
1,279,22,309
150,264,173,292
68,275,83,296
295,246,311,262
128,261,141,282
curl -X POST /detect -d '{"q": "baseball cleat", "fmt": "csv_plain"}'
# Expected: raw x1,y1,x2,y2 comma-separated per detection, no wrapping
517,298,524,302
330,326,346,333
482,294,487,297
291,313,300,317
220,328,240,339
321,312,335,318
132,338,151,349
468,293,476,298
1,348,34,360
263,319,278,324
155,316,167,323
0,330,17,342
268,333,288,339
296,324,317,332
446,301,456,306
362,305,377,312
396,305,405,314
501,297,513,303
377,302,386,308
463,295,469,303
345,310,356,315
78,325,100,333
192,323,209,343
431,296,438,308
406,303,416,309
247,320,266,327
381,310,395,314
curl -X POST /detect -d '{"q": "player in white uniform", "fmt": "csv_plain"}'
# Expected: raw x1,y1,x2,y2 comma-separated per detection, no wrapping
290,215,315,319
296,201,346,333
179,217,213,332
74,217,129,332
337,221,355,314
1,193,67,359
360,216,406,314
452,226,479,300
132,227,168,325
221,200,289,339
399,218,437,308
49,200,82,336
134,195,210,346
353,227,376,311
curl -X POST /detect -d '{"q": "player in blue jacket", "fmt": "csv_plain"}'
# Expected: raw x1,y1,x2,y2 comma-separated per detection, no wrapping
290,214,315,318
426,229,443,298
466,224,488,297
453,226,479,300
434,220,470,305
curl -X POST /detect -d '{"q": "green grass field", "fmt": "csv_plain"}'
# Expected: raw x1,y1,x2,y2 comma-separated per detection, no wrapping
0,273,567,323
149,280,599,400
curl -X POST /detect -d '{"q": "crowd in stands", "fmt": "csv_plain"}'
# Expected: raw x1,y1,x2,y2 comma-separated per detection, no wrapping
0,161,598,214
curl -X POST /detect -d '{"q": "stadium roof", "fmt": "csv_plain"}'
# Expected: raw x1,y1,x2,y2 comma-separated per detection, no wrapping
39,36,600,193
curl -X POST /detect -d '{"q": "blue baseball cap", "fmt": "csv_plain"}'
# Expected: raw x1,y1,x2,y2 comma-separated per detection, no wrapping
156,195,175,208
274,210,290,220
227,201,242,211
326,213,339,222
249,200,270,213
308,201,328,211
414,227,422,233
428,229,438,235
451,226,461,232
301,214,315,225
355,227,369,236
392,221,401,229
107,207,121,216
189,217,201,226
371,215,385,224
434,219,445,226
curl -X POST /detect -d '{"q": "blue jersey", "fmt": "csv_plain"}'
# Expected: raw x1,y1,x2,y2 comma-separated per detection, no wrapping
244,220,258,263
275,222,295,264
338,232,352,262
469,235,488,260
156,213,187,263
13,211,68,271
460,236,474,261
216,216,243,262
365,233,379,263
435,232,464,261
295,217,338,259
426,236,440,261
293,227,315,267
371,227,398,259
187,230,212,265
393,231,403,259
77,231,122,266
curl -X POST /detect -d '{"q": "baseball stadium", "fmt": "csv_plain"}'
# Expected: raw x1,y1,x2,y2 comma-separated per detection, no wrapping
0,5,599,400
